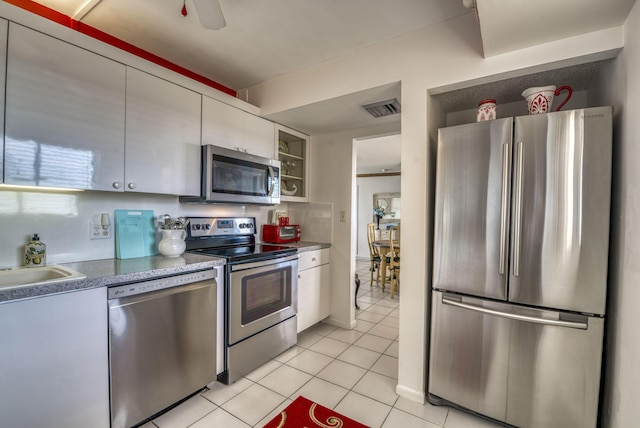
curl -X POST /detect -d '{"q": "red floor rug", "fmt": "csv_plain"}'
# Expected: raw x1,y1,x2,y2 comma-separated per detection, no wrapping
263,395,370,428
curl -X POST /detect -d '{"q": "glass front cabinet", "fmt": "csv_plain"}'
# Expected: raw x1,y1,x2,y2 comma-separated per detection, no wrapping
275,125,309,202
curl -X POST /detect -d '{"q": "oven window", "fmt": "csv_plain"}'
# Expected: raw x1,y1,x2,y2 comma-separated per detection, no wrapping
242,267,291,325
212,157,268,196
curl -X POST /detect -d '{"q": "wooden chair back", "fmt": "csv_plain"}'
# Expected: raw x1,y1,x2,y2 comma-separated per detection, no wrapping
389,225,400,258
367,223,379,258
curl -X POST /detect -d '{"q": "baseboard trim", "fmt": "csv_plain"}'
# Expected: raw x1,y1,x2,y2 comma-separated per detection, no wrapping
396,384,426,404
323,316,356,330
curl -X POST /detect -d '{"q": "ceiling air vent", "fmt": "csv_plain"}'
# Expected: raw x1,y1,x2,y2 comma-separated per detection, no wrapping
362,98,401,118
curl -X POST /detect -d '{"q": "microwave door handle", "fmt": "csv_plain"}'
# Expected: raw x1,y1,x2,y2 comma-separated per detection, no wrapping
267,166,276,196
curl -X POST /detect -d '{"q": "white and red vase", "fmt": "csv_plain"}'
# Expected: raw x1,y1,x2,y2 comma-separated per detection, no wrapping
477,99,496,122
522,85,573,114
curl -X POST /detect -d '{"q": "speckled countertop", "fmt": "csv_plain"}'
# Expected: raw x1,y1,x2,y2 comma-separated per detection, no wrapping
277,241,331,252
0,253,225,304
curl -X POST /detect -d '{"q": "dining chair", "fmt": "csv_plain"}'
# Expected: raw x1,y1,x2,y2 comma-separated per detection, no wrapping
388,225,400,299
367,223,381,286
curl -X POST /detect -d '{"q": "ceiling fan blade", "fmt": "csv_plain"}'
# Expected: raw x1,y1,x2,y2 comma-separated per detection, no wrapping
192,0,227,30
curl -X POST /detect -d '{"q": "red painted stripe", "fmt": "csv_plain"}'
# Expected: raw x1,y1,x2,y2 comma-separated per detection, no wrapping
4,0,237,97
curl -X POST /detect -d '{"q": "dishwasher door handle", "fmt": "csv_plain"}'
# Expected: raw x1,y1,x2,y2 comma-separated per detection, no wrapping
109,279,215,308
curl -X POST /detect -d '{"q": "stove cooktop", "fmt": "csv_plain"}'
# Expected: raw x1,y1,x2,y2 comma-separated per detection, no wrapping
184,216,297,263
188,243,297,263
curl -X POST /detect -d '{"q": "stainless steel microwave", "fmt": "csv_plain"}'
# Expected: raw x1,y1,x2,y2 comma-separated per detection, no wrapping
180,145,280,205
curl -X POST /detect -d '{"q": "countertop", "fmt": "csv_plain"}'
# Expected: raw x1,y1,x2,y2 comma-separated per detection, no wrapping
0,242,331,304
278,241,331,252
0,253,225,304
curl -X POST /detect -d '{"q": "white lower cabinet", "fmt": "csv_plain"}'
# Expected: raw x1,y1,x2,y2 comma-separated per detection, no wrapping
297,248,331,333
0,288,109,428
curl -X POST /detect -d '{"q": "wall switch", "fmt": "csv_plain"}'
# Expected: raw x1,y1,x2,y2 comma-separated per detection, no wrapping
339,211,346,222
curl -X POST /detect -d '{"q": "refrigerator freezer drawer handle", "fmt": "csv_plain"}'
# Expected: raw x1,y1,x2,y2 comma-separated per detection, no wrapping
442,297,588,330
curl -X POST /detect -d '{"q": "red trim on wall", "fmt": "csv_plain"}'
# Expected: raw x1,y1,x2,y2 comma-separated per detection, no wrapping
4,0,237,97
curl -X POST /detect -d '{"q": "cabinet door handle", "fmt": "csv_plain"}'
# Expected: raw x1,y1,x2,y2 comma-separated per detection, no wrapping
112,182,122,189
128,182,137,190
311,257,316,262
298,274,301,279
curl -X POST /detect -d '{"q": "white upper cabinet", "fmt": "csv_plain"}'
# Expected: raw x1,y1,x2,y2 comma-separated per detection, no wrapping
125,68,201,195
202,95,275,159
4,23,126,191
0,19,6,183
276,125,309,202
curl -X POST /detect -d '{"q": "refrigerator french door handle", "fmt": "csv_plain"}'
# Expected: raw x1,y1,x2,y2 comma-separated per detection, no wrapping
499,143,512,275
513,142,524,277
442,296,588,330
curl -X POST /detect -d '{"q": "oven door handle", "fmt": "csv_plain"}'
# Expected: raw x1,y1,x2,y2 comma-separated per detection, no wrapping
229,254,298,272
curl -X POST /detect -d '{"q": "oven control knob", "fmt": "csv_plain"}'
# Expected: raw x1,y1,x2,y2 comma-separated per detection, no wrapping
239,223,246,228
204,224,211,230
194,224,201,230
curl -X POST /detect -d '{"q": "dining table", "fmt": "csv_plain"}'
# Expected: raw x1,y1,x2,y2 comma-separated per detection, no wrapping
372,240,400,291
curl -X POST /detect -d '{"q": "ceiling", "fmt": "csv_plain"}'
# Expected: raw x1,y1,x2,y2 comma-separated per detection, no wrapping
32,0,472,91
22,0,638,174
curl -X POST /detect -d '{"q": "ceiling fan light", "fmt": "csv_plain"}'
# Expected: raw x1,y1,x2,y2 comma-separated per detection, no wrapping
192,0,227,30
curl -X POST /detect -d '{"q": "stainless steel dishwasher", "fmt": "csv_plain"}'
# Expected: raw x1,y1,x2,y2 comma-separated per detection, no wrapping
108,269,217,428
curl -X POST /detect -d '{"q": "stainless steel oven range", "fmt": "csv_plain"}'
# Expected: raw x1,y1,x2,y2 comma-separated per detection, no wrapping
185,216,298,384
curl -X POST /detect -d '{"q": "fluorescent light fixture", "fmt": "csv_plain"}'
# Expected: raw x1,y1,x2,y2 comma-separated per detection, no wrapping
0,184,84,192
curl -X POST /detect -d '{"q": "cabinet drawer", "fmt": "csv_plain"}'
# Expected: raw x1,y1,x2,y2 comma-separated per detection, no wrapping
298,248,329,271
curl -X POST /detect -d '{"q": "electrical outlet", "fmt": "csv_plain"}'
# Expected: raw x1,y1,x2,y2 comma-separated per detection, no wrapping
90,222,111,240
339,211,346,222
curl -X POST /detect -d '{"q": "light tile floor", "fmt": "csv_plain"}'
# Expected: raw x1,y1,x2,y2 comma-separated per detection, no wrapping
141,260,502,428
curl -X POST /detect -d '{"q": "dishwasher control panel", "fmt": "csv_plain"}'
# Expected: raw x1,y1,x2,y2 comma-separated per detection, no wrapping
108,268,216,299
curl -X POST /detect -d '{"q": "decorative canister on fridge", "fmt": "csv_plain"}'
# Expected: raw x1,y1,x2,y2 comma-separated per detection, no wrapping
477,99,496,122
522,85,573,114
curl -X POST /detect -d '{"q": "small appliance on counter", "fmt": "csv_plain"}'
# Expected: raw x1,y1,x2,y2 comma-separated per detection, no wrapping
262,223,301,244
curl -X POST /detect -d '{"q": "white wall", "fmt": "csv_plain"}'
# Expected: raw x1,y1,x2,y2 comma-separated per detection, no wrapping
246,12,628,406
0,189,273,267
307,122,399,330
355,176,401,259
599,1,640,426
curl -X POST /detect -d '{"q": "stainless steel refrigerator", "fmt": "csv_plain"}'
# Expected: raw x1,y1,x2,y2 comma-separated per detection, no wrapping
428,106,612,428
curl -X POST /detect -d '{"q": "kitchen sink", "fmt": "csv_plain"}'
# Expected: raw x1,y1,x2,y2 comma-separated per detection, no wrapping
0,265,86,290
